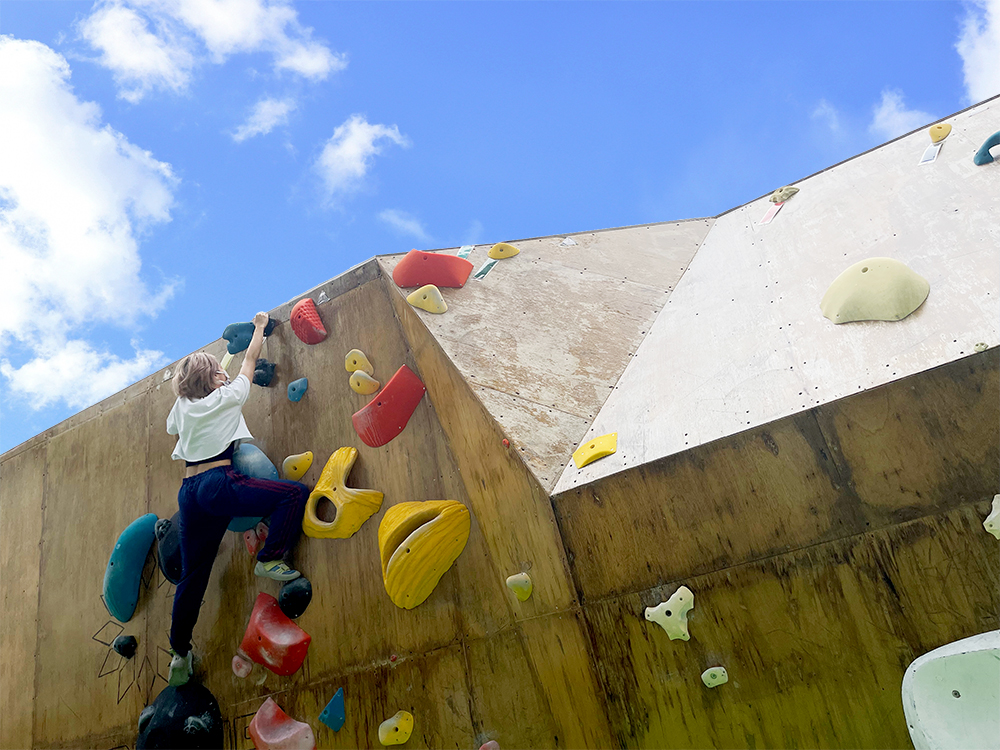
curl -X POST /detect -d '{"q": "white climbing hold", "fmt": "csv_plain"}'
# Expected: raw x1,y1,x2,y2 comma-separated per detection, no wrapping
162,369,172,382
701,666,728,688
559,237,578,247
644,585,694,640
318,290,330,304
984,495,1000,540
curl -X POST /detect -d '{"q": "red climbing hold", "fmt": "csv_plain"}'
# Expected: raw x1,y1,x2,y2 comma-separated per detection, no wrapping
502,439,509,447
243,522,269,556
392,249,474,289
240,593,311,676
390,654,397,662
290,298,327,345
352,365,426,448
249,697,316,750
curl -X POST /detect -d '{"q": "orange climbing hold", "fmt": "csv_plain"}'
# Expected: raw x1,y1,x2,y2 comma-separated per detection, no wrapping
239,592,311,676
392,249,473,288
249,697,316,750
290,298,327,345
352,365,426,447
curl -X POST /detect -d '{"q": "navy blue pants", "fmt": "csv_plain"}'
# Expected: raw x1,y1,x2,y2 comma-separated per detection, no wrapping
169,467,308,655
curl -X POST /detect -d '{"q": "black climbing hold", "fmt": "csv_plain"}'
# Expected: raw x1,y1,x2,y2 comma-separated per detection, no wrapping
155,513,183,585
253,358,276,387
113,634,138,659
136,682,223,750
278,576,312,619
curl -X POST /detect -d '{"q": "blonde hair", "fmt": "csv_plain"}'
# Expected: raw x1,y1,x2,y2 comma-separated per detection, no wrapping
173,352,220,400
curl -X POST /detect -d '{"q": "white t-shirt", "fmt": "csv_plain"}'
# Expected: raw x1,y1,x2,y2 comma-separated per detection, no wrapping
167,374,255,462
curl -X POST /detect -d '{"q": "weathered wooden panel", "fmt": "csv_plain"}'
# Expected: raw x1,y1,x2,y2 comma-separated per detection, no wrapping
229,644,475,750
556,350,1000,602
33,395,152,745
387,275,578,616
0,443,45,748
584,504,999,749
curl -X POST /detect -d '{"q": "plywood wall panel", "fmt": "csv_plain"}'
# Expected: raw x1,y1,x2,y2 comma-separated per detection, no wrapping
33,396,152,745
583,504,998,749
0,443,45,749
386,276,578,617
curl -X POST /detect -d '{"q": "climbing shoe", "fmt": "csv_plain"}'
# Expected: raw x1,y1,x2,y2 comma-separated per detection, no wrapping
168,650,193,687
254,560,301,581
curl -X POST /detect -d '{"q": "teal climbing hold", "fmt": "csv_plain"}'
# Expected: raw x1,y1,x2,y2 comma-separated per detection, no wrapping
222,319,276,355
228,443,279,532
288,378,308,403
103,513,157,622
973,130,1000,166
319,687,345,732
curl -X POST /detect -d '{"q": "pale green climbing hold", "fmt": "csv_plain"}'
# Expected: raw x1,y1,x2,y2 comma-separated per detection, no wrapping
505,573,533,601
701,666,728,688
820,258,929,324
769,185,799,203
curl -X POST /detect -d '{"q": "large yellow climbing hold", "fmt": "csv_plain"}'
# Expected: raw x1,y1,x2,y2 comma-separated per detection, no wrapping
378,500,470,609
820,258,929,324
488,242,520,259
406,285,447,314
350,370,381,395
303,448,384,539
378,711,413,746
572,432,618,469
929,123,951,143
345,349,374,375
282,451,313,481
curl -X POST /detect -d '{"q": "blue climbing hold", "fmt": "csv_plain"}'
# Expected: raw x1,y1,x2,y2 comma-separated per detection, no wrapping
103,513,157,622
288,378,308,403
973,130,1000,166
319,687,345,732
223,319,277,354
228,443,279,532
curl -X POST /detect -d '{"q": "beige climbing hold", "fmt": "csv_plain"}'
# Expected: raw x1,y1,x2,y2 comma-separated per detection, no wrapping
644,585,694,641
282,451,313,481
985,495,1000,540
406,285,447,314
345,349,374,376
378,710,413,745
820,258,929,324
220,351,234,371
379,500,471,609
701,666,728,688
769,185,799,203
303,448,384,539
572,433,617,469
488,242,520,259
350,370,381,395
506,573,533,601
929,123,951,143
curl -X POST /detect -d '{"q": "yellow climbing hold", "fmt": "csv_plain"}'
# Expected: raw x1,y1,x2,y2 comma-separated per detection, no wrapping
345,349,374,375
303,448,384,539
769,185,799,203
406,285,447,314
488,242,520,259
506,572,533,601
820,258,929,324
282,451,313,481
572,432,618,469
378,500,470,609
929,123,951,143
378,711,413,746
350,370,381,395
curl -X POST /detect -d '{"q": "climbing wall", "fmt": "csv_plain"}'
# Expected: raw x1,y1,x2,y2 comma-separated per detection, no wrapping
1,96,998,750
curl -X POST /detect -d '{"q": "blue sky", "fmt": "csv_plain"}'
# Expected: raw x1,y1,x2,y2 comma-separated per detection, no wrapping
1,0,998,454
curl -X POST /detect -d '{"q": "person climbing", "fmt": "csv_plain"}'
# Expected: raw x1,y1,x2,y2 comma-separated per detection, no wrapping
165,312,309,687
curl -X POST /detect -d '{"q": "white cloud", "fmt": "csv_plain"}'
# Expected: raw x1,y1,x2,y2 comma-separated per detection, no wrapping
811,99,842,134
957,0,1000,103
78,0,346,101
379,209,431,243
80,3,194,102
232,96,296,142
868,89,934,142
315,114,409,199
0,36,176,410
